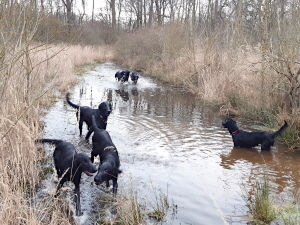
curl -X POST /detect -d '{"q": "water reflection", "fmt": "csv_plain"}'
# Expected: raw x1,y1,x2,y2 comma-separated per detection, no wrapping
115,88,129,101
220,147,300,193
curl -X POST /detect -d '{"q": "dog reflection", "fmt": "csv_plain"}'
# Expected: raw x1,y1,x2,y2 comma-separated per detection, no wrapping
220,148,300,192
220,148,271,169
131,87,138,96
115,89,129,101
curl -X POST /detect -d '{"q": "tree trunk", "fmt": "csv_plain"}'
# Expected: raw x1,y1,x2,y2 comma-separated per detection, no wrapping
149,0,154,27
192,0,196,29
92,0,94,23
110,0,116,30
143,0,147,26
155,0,162,25
62,0,73,31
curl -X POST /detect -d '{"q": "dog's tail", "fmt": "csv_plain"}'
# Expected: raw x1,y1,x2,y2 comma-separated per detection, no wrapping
66,93,80,109
35,139,63,146
272,121,288,138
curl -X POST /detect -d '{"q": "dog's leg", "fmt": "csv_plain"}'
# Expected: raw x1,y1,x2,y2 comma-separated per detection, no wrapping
79,119,83,136
90,151,96,163
85,127,93,141
54,177,66,197
106,180,110,188
74,186,82,216
261,142,271,151
112,178,118,197
55,166,62,178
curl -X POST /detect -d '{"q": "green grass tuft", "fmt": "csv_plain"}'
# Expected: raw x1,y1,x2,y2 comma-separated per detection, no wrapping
247,178,277,224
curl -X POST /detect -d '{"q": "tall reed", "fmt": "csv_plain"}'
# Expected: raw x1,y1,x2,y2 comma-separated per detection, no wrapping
0,44,112,225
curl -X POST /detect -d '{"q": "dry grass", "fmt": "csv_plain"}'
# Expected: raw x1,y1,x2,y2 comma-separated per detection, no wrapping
93,190,144,225
93,187,172,225
114,28,276,111
147,191,169,222
113,24,299,146
0,44,112,225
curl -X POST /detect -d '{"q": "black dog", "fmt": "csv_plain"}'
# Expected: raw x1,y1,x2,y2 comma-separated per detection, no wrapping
66,93,112,140
130,72,139,84
36,139,97,216
91,115,121,196
115,71,123,81
121,70,130,82
222,118,288,150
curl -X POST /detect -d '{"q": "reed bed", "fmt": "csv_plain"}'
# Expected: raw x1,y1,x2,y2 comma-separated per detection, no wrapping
0,44,112,225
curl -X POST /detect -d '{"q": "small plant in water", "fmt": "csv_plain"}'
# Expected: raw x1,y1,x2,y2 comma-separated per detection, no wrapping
246,177,276,224
94,190,144,225
115,191,144,225
148,190,170,222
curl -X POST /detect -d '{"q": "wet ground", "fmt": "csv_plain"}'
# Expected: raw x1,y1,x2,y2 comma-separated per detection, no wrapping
40,62,300,225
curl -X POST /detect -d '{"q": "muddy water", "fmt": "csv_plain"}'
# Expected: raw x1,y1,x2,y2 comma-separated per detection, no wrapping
40,63,300,225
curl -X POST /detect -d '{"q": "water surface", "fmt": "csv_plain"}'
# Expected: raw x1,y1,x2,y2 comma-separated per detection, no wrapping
41,63,300,225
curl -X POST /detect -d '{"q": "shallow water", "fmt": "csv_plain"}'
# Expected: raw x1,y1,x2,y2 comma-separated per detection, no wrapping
40,62,300,225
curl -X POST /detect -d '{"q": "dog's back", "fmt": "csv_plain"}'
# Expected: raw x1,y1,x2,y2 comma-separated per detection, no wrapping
92,118,114,152
91,115,116,162
53,141,76,172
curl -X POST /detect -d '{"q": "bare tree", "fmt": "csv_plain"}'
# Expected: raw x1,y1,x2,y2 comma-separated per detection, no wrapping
107,0,116,29
61,0,74,29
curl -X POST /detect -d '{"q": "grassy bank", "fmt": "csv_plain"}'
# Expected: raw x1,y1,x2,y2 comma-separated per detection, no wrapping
0,44,112,224
113,24,300,149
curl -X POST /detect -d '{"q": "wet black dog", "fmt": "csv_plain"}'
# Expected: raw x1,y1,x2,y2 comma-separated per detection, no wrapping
91,115,121,196
36,139,97,216
120,70,130,82
222,118,288,151
130,72,139,84
115,71,123,81
66,93,112,140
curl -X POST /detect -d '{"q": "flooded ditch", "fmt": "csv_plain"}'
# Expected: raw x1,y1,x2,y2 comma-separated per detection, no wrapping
39,62,300,225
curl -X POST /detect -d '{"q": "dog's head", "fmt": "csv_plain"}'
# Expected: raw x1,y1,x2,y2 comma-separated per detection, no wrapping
94,162,113,185
130,72,139,83
115,71,122,80
222,118,237,129
76,153,97,176
94,160,121,185
98,101,112,117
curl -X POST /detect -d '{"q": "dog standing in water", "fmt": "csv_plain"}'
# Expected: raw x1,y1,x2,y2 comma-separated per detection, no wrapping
66,93,112,140
36,139,97,216
90,115,121,196
222,118,288,150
